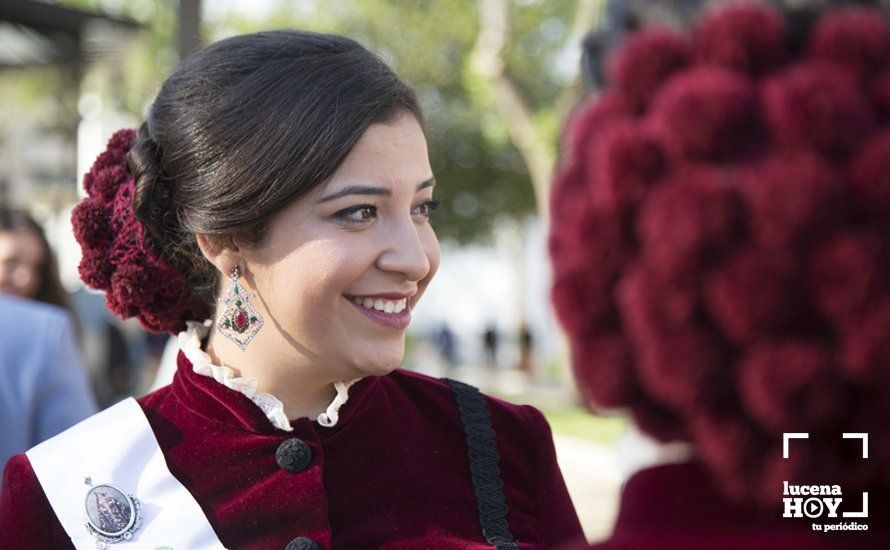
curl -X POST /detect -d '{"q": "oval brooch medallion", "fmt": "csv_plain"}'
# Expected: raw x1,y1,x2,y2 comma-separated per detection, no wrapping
83,478,142,548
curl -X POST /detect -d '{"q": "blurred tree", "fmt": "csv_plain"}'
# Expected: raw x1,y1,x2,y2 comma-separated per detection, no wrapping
471,0,602,225
48,0,595,244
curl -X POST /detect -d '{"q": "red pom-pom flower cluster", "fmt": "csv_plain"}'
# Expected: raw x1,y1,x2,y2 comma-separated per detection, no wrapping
550,4,890,503
71,129,204,334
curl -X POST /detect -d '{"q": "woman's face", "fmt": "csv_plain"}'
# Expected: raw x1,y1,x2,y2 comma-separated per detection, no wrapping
242,112,440,380
0,229,44,299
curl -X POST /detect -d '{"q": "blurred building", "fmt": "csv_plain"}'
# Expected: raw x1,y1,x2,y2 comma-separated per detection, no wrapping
0,0,139,210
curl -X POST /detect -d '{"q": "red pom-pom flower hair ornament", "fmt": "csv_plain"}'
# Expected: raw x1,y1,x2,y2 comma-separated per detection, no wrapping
71,129,204,334
550,3,890,503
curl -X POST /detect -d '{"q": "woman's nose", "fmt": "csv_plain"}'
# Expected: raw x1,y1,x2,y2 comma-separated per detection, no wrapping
376,219,431,282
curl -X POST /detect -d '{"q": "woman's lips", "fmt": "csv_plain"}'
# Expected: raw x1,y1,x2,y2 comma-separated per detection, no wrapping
344,296,411,330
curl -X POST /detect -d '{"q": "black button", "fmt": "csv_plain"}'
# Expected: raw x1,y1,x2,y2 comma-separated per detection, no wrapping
276,438,312,473
286,536,319,550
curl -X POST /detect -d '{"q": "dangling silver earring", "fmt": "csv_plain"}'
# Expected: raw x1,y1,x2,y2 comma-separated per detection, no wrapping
216,263,263,351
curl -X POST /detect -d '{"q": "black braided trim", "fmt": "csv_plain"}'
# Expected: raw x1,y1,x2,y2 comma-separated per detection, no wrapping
444,378,520,550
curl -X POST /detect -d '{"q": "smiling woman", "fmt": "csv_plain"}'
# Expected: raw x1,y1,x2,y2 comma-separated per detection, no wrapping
196,112,442,417
0,30,584,549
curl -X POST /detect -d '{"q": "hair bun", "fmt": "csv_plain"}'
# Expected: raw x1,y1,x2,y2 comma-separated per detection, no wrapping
71,128,205,334
129,126,178,249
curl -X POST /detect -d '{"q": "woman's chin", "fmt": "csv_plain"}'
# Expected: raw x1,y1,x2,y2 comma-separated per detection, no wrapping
350,348,404,377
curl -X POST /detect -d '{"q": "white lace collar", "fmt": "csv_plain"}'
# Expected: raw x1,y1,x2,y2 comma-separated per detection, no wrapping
178,320,360,432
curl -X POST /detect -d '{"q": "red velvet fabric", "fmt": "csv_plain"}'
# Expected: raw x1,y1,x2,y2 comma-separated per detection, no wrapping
0,351,584,548
585,462,887,550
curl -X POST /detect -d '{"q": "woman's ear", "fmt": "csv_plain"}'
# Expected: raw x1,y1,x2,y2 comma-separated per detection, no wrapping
196,233,241,277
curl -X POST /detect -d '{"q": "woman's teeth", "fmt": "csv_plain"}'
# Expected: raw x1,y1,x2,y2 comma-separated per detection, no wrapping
351,296,407,314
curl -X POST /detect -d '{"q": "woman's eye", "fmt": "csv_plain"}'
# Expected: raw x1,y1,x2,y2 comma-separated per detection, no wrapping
334,199,440,226
335,205,377,225
415,199,441,219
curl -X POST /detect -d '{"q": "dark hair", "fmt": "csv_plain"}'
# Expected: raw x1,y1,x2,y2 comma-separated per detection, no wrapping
128,30,423,318
0,207,72,312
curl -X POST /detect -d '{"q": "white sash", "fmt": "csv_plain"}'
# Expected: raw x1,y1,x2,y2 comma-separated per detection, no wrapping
27,397,226,549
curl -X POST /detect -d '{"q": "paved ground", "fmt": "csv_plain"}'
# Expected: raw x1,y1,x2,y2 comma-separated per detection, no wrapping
552,435,622,543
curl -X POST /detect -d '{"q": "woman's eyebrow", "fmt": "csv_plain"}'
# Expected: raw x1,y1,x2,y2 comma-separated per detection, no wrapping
317,178,436,203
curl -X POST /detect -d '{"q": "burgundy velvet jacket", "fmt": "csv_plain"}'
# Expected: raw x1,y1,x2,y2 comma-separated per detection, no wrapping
586,462,887,550
0,351,584,549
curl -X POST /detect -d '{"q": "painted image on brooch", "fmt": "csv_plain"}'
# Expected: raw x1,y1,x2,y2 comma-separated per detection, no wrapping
85,485,133,535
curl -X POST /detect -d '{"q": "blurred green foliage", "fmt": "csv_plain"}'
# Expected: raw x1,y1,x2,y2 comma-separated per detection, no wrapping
543,407,630,445
38,0,584,243
0,66,70,129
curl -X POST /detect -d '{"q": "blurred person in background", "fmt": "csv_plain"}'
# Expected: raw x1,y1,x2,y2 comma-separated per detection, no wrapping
0,206,134,407
69,287,137,408
0,207,98,474
518,322,534,374
0,207,72,312
551,2,889,548
0,30,584,548
483,322,500,367
0,295,97,490
435,321,459,370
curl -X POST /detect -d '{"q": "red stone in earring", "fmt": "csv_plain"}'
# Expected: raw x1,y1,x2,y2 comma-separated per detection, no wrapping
216,263,264,351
